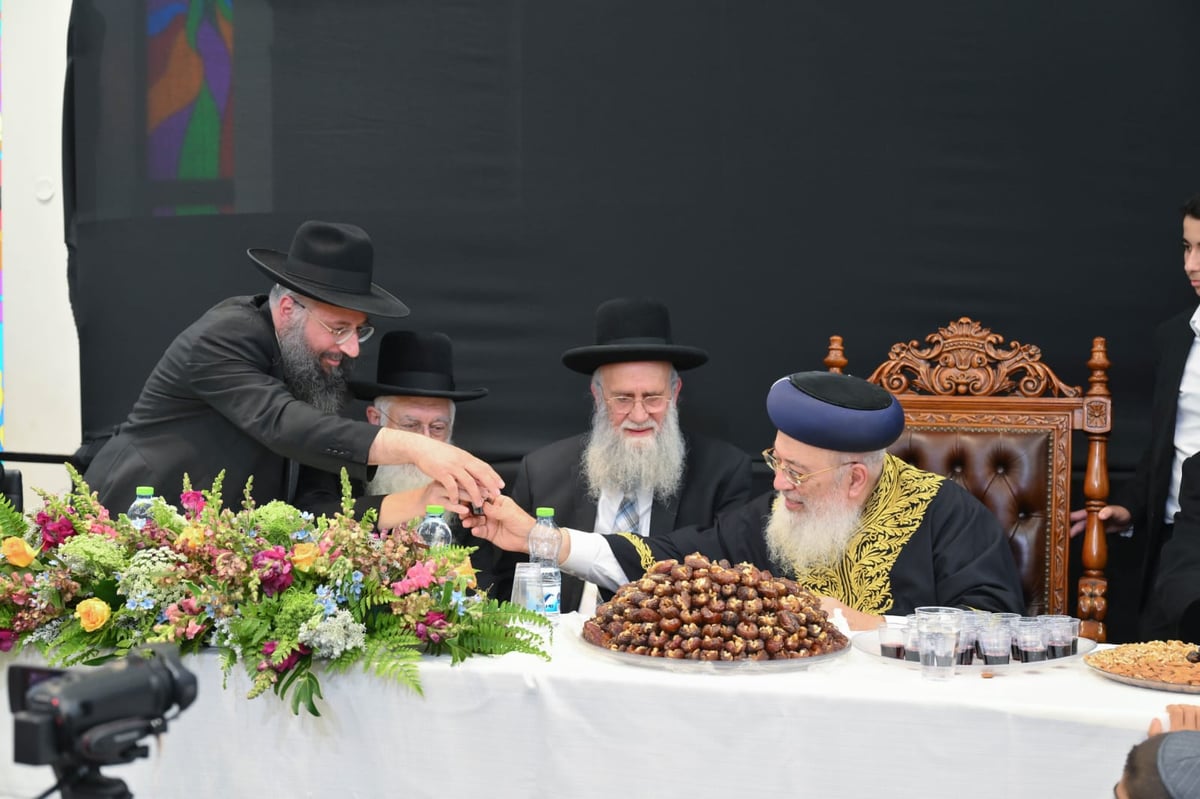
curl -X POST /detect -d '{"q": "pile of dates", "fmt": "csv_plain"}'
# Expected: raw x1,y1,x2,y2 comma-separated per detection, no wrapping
581,552,848,661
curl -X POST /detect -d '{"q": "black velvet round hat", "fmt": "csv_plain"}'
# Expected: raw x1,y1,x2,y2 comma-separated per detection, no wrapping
561,297,709,374
248,220,410,318
1158,730,1200,799
766,371,905,452
351,331,488,402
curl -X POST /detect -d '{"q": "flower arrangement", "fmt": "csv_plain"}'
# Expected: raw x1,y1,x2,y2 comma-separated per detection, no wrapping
0,466,549,715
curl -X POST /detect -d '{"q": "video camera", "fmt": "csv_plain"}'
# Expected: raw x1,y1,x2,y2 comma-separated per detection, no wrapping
8,646,197,799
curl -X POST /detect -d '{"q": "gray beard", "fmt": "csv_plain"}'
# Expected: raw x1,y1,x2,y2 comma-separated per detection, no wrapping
764,488,864,576
582,401,686,502
277,318,355,414
366,463,436,496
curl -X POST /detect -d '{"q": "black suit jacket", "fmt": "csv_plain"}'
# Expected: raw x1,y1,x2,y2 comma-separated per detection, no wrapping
490,432,753,611
1116,307,1196,606
1142,452,1200,640
84,295,378,511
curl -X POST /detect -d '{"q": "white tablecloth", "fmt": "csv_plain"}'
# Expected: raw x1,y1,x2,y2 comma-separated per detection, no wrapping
0,615,1177,799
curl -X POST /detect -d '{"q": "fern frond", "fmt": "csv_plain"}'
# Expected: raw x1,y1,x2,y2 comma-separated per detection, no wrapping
454,619,551,662
0,494,30,540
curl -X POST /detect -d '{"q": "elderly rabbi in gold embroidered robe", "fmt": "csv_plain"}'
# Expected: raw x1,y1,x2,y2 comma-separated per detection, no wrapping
465,371,1025,631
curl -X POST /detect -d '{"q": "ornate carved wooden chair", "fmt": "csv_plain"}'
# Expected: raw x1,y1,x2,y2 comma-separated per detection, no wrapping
825,317,1112,640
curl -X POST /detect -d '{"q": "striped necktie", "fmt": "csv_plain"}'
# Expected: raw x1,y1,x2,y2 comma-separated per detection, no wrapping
614,494,640,534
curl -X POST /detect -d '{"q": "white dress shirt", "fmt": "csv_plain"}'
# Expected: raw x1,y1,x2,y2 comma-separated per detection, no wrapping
573,487,651,616
1166,307,1200,521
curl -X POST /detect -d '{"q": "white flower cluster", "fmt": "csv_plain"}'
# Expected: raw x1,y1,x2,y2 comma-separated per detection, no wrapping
208,616,243,659
298,609,367,660
26,617,66,645
116,546,190,607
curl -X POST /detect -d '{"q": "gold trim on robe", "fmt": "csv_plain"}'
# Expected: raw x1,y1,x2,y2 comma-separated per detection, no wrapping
617,532,657,575
791,454,943,615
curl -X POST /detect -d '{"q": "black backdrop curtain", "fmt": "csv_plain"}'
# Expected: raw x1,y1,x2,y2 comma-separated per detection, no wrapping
63,1,1200,635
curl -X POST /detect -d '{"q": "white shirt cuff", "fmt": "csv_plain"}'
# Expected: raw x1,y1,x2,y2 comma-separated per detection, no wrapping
562,529,631,591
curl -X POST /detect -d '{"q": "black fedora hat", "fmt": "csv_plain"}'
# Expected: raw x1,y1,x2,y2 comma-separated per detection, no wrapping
351,331,488,401
561,297,709,374
248,220,410,318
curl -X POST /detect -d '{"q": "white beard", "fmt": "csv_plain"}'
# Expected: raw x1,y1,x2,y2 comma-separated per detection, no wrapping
366,463,435,496
764,486,864,575
582,401,686,502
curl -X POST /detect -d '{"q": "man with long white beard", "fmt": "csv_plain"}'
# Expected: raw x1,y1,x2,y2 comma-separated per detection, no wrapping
491,297,752,613
468,371,1024,628
85,221,502,513
294,330,488,531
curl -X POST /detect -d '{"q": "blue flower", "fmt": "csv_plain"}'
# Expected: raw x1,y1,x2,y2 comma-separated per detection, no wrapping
315,585,338,617
290,528,314,543
125,591,155,611
347,570,364,599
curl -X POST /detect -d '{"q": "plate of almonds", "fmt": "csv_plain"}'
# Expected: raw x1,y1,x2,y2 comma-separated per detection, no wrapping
1083,641,1200,693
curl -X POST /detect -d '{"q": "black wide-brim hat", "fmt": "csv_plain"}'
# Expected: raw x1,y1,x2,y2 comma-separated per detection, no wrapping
248,220,410,318
766,371,905,452
351,330,488,402
561,297,709,374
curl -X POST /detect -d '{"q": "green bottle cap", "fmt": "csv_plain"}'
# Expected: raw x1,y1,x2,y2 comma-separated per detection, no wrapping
426,505,445,515
535,507,555,518
135,486,154,496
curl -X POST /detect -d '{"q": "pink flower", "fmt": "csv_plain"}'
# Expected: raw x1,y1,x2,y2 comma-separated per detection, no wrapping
259,640,310,673
252,546,294,596
184,621,205,639
416,611,449,643
88,522,119,539
390,560,438,596
35,513,77,548
180,491,206,516
0,629,14,652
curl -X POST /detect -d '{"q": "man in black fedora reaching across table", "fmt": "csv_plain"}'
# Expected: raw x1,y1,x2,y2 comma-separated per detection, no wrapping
293,329,489,531
487,297,752,612
85,220,502,513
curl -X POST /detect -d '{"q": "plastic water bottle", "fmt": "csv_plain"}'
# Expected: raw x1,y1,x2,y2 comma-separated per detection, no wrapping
528,507,562,618
127,486,155,531
417,505,453,548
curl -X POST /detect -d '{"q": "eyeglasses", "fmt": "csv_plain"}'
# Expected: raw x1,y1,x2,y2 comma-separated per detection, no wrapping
762,448,857,487
603,393,670,415
291,298,374,345
378,407,450,440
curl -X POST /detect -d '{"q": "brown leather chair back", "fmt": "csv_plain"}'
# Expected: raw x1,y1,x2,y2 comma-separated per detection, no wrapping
826,317,1113,640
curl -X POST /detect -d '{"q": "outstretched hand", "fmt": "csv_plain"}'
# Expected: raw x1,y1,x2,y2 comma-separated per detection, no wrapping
460,495,537,554
1068,504,1132,538
817,596,883,631
1149,704,1200,736
373,430,503,510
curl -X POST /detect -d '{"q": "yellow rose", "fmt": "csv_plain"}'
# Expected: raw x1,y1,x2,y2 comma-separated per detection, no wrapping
291,542,319,572
75,598,112,632
1,536,37,568
177,524,206,549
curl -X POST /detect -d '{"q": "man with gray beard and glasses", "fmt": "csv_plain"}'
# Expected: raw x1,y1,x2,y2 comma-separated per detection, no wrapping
468,371,1024,629
85,221,502,514
294,330,488,534
487,298,752,613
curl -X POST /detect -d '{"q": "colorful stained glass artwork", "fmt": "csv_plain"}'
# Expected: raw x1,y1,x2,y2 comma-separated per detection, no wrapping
147,0,233,213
